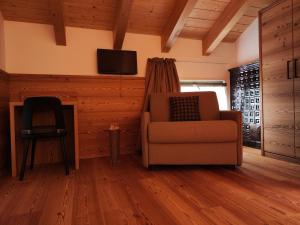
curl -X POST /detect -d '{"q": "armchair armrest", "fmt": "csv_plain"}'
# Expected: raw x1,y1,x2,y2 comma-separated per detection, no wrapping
220,111,243,166
141,112,150,167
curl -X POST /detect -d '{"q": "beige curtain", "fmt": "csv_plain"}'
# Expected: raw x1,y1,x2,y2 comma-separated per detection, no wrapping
142,57,180,112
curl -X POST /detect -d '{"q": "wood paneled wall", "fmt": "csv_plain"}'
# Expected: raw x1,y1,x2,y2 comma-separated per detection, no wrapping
9,74,145,160
0,70,10,172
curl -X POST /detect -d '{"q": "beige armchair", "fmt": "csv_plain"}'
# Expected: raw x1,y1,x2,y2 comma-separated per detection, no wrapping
141,92,242,168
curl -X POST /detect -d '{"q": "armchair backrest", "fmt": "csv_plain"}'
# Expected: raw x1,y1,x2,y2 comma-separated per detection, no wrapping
22,96,65,131
150,92,220,122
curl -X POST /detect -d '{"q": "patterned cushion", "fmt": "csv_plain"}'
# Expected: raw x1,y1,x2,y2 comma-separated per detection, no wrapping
169,96,200,121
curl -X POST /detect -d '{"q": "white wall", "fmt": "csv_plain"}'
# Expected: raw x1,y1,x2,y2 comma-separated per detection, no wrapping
4,21,236,82
123,32,236,81
3,21,237,108
5,21,112,75
0,12,5,70
235,18,259,66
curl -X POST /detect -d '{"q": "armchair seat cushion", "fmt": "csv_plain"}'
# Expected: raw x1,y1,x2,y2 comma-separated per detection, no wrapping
148,120,237,144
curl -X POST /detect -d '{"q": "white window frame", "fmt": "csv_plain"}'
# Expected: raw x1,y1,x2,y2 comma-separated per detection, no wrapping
180,80,228,110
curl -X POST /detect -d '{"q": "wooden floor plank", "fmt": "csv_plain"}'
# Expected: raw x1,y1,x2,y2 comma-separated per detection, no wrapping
0,147,299,225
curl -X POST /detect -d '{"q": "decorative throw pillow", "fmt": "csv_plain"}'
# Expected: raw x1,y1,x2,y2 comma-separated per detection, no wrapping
169,96,200,121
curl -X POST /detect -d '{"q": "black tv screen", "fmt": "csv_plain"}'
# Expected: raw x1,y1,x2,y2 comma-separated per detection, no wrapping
97,49,137,75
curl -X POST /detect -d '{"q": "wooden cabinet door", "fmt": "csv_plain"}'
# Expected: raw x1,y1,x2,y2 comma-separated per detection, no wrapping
261,0,295,157
294,0,300,158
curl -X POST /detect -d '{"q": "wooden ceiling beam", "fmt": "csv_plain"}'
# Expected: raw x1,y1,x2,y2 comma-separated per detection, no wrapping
202,0,249,55
113,0,133,50
161,0,197,52
49,0,66,46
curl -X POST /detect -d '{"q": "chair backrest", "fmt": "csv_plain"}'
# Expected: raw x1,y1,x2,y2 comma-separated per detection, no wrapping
22,97,65,130
150,92,220,122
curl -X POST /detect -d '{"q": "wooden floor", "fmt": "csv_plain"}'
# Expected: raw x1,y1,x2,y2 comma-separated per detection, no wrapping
0,147,300,225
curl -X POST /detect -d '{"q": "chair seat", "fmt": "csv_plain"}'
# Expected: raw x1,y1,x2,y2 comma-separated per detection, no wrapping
21,126,67,138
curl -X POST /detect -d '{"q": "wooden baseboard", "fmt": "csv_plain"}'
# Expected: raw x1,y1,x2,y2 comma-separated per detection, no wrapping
264,151,300,164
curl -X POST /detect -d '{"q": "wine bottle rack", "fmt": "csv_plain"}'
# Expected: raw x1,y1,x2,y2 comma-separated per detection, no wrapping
229,61,261,149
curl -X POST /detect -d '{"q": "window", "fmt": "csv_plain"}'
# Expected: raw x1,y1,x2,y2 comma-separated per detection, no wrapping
180,80,228,110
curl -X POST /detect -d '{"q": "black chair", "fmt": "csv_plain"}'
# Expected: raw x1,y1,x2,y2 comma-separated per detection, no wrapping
19,97,69,180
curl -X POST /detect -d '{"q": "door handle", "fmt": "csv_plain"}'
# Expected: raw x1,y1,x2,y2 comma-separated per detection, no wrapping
287,60,294,79
295,58,299,79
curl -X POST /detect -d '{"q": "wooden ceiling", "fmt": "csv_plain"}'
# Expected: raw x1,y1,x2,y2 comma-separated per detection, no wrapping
181,0,274,41
0,0,275,54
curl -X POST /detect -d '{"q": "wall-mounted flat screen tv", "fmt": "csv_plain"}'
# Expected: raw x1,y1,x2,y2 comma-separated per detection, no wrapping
97,49,137,75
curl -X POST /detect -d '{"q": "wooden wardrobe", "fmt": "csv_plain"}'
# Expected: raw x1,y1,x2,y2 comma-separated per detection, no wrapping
259,0,300,161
